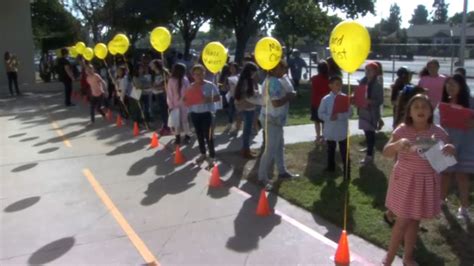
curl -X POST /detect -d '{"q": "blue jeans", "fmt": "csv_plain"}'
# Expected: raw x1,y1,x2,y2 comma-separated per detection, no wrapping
241,110,255,149
258,118,287,182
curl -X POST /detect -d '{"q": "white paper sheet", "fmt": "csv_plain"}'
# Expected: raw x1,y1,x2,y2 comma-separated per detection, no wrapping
424,141,457,173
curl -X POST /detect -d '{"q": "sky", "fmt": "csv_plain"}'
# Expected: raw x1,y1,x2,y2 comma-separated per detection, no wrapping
200,0,471,31
329,0,472,29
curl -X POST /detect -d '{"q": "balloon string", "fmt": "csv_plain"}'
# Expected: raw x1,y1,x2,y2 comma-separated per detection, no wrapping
161,51,170,134
264,73,269,161
104,59,130,117
343,73,352,231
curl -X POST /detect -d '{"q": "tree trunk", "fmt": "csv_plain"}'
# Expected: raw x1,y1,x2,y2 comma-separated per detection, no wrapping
183,37,192,59
234,27,251,64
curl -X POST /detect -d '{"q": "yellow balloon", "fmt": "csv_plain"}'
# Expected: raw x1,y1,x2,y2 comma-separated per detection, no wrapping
69,47,78,58
150,27,172,52
201,42,228,74
112,34,130,55
83,47,94,61
107,40,118,56
94,43,108,60
254,37,282,71
75,41,86,55
329,21,371,73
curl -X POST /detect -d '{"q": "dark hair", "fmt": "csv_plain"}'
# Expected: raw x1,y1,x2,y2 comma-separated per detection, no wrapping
326,57,342,77
403,93,434,126
171,63,186,97
117,65,127,79
61,48,69,57
441,74,471,108
4,51,11,60
228,62,240,75
235,62,258,101
454,67,466,77
374,61,383,76
394,85,427,127
317,60,329,77
328,75,342,84
269,60,287,76
191,64,206,74
391,67,412,102
419,59,440,77
218,65,231,86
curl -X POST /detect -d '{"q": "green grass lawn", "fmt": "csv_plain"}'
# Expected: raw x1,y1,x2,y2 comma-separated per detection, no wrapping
288,83,393,126
258,134,474,265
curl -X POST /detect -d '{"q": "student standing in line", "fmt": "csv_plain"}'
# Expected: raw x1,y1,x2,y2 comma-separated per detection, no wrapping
382,94,455,266
85,64,106,124
310,60,330,143
418,59,446,108
185,64,221,167
150,59,171,135
167,63,191,146
258,60,298,191
439,74,474,219
318,75,352,179
390,67,413,128
234,62,262,159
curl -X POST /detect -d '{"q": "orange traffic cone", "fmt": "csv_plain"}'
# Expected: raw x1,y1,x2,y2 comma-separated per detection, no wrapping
150,132,159,148
174,145,185,165
133,122,139,137
334,230,350,266
116,115,123,127
106,109,113,121
209,164,223,188
256,189,271,216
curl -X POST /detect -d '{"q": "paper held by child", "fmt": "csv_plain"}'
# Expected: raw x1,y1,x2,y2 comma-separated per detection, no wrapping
353,85,368,108
423,140,457,174
439,102,474,131
332,94,350,114
184,85,204,107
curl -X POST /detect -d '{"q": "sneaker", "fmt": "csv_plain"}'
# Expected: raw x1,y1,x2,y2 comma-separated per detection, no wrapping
206,157,216,168
457,207,470,219
278,172,300,180
360,156,373,165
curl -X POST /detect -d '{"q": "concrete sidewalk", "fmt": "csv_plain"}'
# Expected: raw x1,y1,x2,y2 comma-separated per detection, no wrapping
0,92,401,265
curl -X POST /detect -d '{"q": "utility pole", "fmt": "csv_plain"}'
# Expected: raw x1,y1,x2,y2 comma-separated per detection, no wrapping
459,0,468,67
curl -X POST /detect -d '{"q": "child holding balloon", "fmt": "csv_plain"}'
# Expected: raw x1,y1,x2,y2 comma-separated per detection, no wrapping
382,94,455,266
167,63,191,145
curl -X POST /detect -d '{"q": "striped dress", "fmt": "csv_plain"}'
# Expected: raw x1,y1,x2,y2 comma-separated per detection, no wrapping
385,124,449,220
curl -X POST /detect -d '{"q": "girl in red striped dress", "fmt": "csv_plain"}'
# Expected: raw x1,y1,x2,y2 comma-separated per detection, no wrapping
382,94,455,266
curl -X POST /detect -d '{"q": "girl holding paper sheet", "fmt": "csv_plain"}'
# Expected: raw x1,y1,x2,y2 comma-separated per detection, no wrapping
382,94,455,266
85,64,106,124
440,74,474,219
234,62,262,159
167,63,191,146
418,59,446,109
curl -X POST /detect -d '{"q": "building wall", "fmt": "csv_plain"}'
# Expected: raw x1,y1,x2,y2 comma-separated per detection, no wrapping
0,0,35,88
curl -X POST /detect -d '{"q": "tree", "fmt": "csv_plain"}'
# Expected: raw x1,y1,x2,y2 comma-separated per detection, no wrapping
170,0,214,58
381,4,401,34
432,0,449,24
409,4,429,25
67,0,107,42
212,0,375,63
273,0,329,60
449,11,474,25
31,0,81,52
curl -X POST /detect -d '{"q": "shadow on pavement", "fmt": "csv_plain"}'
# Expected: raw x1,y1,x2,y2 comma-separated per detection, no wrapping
226,181,282,252
38,147,59,154
8,133,26,138
11,163,38,173
141,164,201,206
19,136,39,142
27,237,75,265
4,196,40,213
106,138,150,156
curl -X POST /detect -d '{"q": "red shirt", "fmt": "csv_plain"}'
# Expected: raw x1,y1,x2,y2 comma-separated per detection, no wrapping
311,74,330,107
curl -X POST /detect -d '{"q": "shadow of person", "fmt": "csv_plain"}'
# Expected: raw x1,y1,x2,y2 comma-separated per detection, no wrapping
352,164,388,210
4,196,40,213
140,164,201,206
8,133,26,138
11,163,38,173
20,136,39,142
312,179,356,242
437,205,474,265
27,237,75,265
304,144,332,186
127,149,173,176
226,183,282,252
106,138,150,156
